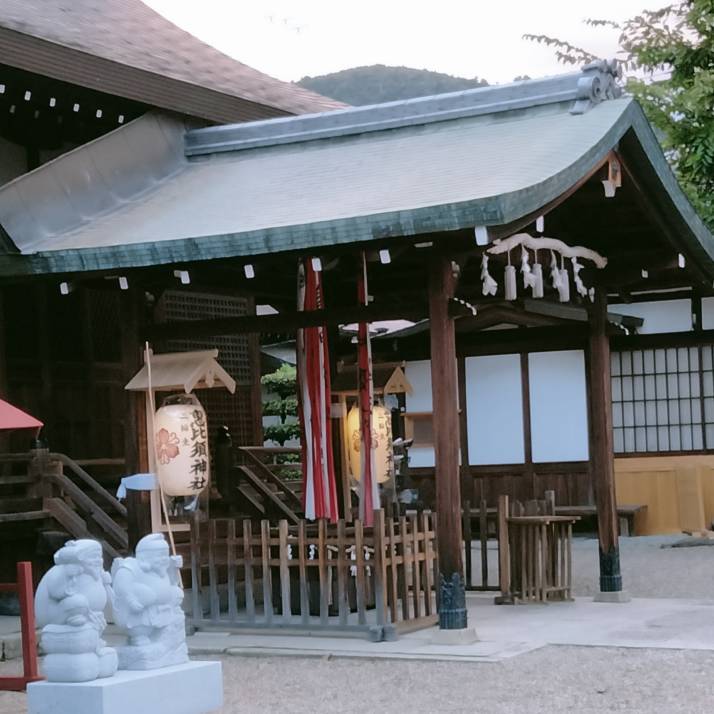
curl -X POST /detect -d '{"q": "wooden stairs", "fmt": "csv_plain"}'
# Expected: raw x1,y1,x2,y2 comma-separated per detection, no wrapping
0,450,128,564
217,446,304,524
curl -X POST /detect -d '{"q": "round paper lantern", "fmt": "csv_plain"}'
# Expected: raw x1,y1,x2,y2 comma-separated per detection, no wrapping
346,403,394,484
154,394,210,497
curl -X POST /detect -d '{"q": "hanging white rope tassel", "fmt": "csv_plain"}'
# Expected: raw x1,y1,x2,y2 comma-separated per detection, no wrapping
480,254,498,296
504,250,517,301
532,249,544,298
572,257,588,298
558,254,570,303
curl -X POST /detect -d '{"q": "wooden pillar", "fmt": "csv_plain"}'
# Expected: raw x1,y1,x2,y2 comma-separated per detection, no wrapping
429,255,467,629
126,488,153,552
587,289,622,592
120,288,143,475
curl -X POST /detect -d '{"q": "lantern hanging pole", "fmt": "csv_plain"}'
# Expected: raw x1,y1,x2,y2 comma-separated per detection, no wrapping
144,341,178,559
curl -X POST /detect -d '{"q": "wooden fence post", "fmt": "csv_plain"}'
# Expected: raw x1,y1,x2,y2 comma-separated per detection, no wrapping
496,495,512,604
372,509,390,639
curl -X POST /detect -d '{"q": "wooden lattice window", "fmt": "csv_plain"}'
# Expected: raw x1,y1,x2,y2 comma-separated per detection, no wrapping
155,291,260,446
611,347,706,453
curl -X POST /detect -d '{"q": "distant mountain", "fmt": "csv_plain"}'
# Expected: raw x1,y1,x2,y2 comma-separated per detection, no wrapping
296,64,489,106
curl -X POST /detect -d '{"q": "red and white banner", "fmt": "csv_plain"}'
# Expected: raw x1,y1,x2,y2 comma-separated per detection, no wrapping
297,259,339,522
357,252,379,525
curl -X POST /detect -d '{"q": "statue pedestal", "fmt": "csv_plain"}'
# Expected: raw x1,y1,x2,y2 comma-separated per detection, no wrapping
27,661,222,714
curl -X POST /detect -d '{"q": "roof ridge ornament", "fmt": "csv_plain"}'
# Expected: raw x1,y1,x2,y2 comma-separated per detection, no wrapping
570,59,623,115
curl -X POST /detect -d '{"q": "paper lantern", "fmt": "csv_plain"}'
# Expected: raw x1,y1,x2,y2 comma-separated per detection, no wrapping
346,403,394,484
154,394,210,496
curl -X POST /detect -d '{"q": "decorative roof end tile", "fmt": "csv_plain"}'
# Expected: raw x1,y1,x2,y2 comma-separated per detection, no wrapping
570,59,623,115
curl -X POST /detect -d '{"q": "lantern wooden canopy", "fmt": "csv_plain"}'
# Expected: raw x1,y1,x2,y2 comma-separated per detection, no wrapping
125,349,236,395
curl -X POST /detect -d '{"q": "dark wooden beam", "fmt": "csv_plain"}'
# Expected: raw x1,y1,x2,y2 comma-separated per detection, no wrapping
147,301,427,339
587,288,623,594
428,255,467,629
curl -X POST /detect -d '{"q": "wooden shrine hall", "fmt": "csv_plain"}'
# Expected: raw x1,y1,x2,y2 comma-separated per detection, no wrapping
2,60,714,632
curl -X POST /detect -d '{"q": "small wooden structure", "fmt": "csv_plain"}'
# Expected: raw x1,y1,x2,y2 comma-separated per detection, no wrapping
125,349,236,533
187,509,438,640
496,494,579,604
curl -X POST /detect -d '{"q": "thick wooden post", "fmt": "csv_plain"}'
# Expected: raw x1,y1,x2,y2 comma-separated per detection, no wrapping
429,255,467,629
126,488,153,552
587,289,622,593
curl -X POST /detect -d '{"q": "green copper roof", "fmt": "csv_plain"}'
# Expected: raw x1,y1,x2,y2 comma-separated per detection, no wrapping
0,62,712,278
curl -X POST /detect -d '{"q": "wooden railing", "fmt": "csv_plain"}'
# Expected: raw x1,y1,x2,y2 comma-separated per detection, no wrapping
0,449,127,559
188,509,438,640
496,494,578,604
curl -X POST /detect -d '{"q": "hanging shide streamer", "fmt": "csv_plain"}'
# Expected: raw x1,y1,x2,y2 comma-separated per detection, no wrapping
296,259,338,522
521,246,537,292
356,252,379,526
550,251,561,291
485,232,607,303
480,254,498,296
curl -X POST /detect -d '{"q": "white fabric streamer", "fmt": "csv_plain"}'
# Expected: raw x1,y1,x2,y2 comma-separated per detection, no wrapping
480,254,498,296
521,246,537,291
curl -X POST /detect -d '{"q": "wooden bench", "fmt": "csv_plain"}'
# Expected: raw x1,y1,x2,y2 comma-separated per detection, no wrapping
553,504,647,536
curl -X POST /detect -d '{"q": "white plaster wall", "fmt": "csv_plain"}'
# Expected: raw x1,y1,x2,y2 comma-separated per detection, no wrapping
529,350,589,463
465,354,524,465
702,297,714,330
610,299,692,334
405,360,434,468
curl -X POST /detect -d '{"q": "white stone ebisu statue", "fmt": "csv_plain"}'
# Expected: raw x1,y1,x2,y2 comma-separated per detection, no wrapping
34,539,118,682
111,533,188,670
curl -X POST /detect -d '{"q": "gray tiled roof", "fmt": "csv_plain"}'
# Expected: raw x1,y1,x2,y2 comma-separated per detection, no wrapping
0,64,712,279
0,0,344,116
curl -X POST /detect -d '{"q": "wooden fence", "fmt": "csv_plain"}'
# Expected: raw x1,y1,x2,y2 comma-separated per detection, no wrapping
496,494,578,603
462,499,499,592
188,509,438,641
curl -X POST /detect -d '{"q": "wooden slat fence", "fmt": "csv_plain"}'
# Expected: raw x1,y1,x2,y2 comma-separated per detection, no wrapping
496,494,578,603
188,509,438,641
462,499,499,592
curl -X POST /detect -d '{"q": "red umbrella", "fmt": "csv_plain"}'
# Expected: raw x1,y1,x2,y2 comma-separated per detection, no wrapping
0,399,42,432
296,258,339,522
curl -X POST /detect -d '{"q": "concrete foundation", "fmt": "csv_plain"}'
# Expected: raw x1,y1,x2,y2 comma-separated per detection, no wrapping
27,661,222,714
593,590,632,603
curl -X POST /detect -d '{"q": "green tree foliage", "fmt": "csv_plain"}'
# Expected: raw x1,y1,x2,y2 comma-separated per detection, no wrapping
261,364,300,447
525,1,714,227
297,64,488,105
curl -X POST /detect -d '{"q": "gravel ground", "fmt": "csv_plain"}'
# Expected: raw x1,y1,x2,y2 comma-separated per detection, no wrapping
2,536,712,713
2,647,714,714
474,534,714,598
571,535,714,598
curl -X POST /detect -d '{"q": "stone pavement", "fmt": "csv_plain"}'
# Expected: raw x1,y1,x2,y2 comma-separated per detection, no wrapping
5,594,714,665
184,593,714,663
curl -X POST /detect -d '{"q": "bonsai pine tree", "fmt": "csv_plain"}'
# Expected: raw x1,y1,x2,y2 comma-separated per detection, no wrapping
261,364,300,448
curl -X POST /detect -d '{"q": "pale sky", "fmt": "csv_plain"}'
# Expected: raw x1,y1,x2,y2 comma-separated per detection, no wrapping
144,0,666,85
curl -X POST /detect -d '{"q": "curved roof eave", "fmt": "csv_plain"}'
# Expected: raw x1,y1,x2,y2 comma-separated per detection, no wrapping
1,99,713,280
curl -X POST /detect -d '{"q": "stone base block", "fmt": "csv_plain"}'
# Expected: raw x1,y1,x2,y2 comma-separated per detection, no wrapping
429,627,479,645
27,661,222,714
593,590,631,604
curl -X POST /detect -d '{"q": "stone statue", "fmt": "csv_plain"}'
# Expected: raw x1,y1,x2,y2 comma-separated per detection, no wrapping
110,533,188,670
34,539,118,682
